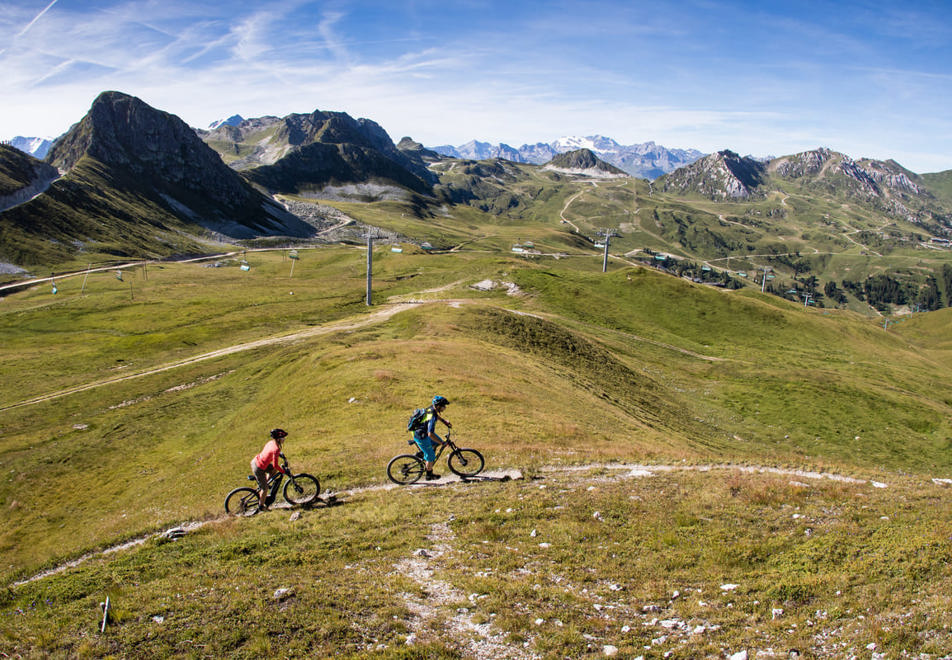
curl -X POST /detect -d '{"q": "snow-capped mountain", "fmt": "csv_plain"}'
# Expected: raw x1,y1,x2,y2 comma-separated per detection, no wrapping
5,136,54,159
208,115,245,130
431,135,705,179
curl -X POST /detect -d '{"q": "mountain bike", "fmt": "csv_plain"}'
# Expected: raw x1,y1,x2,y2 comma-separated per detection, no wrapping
387,430,485,485
224,453,320,516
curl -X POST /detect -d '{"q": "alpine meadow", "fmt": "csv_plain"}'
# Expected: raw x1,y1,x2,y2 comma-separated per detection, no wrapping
1,90,952,659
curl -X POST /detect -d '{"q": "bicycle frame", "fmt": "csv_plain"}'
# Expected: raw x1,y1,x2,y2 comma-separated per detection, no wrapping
260,454,291,504
410,431,458,463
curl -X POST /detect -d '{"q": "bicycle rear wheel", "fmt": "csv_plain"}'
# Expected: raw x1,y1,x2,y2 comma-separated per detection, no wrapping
387,454,425,485
225,487,260,516
283,473,320,506
448,448,484,478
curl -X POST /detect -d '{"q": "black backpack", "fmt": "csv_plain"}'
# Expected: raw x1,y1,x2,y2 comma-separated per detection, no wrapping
407,407,428,433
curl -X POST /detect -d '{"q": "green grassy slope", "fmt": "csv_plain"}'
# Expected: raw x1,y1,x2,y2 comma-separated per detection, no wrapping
2,240,951,657
2,248,951,581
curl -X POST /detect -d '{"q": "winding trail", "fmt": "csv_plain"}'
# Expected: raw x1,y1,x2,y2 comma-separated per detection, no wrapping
11,461,899,589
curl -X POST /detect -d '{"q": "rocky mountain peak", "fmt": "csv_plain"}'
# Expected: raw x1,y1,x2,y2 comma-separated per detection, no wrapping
46,92,249,203
659,149,765,199
544,148,628,178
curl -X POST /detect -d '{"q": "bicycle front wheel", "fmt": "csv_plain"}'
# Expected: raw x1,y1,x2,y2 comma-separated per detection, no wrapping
387,454,425,485
283,473,321,506
448,449,484,478
225,487,260,516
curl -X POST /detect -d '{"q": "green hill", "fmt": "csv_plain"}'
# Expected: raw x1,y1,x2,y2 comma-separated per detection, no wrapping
1,247,951,656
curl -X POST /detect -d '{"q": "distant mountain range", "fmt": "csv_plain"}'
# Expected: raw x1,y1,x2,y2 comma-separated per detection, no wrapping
3,136,54,160
3,94,950,272
431,136,705,179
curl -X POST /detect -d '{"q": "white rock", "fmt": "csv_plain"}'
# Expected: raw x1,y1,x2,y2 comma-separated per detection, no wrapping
728,652,747,660
272,587,294,601
720,583,739,591
538,542,551,548
530,529,537,537
534,618,545,625
151,615,164,623
871,481,887,488
289,511,301,522
405,633,417,646
772,608,784,619
603,645,619,657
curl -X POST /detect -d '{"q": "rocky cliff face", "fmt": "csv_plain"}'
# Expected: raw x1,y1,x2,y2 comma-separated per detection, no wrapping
659,150,766,199
1,92,317,268
47,91,272,213
200,110,435,195
769,148,932,221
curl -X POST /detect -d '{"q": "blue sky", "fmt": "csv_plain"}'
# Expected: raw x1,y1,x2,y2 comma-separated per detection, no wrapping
1,0,951,172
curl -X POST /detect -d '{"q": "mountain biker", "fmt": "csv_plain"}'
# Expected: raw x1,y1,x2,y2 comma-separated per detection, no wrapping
251,428,289,511
413,395,452,480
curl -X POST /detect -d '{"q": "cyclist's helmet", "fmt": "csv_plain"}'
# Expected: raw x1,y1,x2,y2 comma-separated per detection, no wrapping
270,428,288,439
432,395,449,408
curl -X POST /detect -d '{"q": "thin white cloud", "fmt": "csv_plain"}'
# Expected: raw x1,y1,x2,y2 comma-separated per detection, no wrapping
1,0,950,172
14,0,60,37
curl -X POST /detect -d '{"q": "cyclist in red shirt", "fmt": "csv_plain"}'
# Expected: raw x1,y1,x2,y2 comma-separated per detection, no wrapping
251,428,289,511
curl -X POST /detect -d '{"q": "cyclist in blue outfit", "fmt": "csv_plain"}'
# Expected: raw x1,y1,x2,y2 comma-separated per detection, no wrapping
413,395,452,480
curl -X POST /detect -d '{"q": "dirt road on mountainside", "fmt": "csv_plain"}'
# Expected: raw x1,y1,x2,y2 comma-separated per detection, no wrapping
0,302,418,412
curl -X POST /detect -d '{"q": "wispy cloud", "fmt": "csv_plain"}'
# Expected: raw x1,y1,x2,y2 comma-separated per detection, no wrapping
1,0,950,172
14,0,59,38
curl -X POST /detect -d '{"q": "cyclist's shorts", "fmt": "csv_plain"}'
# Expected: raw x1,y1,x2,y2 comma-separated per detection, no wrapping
413,434,436,463
251,458,269,492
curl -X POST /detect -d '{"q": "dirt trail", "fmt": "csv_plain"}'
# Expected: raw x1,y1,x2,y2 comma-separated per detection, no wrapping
393,520,538,659
11,463,893,588
0,303,418,412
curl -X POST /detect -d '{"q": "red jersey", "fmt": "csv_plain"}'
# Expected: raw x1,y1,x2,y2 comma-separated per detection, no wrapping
254,440,285,473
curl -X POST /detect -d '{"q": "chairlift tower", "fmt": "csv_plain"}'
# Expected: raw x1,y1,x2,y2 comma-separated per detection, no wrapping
596,228,620,273
364,231,379,305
